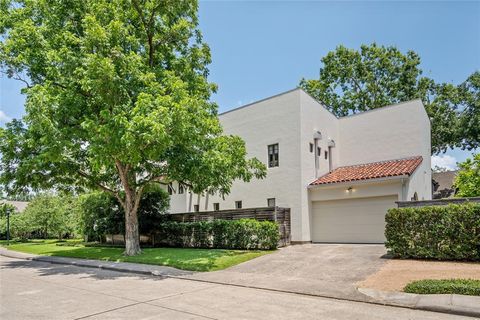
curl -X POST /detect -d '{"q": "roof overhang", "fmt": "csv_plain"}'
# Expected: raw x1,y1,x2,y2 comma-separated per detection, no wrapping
307,174,409,189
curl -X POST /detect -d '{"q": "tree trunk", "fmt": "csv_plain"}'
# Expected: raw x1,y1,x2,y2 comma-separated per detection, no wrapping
115,160,142,256
124,195,141,256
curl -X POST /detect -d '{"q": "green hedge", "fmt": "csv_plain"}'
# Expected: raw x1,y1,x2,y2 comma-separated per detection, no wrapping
404,279,480,296
385,203,480,260
155,219,279,250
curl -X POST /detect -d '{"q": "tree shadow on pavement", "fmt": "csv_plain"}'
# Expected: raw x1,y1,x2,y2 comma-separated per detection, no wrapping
0,256,170,281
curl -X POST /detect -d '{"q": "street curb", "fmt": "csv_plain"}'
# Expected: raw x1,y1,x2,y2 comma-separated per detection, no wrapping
0,247,193,277
358,288,480,318
1,248,479,318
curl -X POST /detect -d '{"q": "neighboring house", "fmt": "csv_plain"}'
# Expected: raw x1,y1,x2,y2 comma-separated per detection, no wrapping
0,200,29,213
167,88,432,244
432,170,458,199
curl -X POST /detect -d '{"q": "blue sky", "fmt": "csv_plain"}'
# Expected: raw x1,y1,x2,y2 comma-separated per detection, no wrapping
1,0,479,169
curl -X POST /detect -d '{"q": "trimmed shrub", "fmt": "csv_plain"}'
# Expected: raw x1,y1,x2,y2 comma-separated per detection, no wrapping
155,219,279,250
385,203,480,260
404,279,480,296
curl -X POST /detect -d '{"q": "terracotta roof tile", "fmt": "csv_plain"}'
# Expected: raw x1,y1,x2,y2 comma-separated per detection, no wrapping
310,156,423,186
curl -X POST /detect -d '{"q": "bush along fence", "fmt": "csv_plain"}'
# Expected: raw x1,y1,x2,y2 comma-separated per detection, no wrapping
105,207,291,250
385,203,480,260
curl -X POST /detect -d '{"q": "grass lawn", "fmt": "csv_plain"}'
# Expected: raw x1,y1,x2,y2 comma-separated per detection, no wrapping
404,279,480,296
0,240,272,272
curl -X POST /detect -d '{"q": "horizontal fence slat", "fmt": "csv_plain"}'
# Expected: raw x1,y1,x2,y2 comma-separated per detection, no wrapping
396,197,480,208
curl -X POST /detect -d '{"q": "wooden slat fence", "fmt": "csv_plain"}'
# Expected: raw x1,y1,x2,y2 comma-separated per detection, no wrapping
105,207,291,247
396,197,480,208
169,206,291,247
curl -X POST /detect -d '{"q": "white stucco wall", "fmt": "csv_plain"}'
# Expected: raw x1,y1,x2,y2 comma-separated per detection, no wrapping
166,90,432,242
309,179,402,202
172,89,306,241
299,91,340,241
338,99,432,201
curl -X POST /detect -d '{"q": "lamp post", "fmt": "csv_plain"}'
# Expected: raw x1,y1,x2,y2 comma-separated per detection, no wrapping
6,206,11,245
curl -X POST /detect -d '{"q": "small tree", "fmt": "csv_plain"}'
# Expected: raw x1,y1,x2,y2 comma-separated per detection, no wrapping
0,0,266,255
454,154,480,197
22,195,69,239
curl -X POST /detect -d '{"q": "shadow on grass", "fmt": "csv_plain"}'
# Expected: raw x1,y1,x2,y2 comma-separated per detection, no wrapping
2,240,271,273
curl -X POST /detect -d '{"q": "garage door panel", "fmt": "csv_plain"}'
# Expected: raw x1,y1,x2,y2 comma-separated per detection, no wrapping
312,195,397,243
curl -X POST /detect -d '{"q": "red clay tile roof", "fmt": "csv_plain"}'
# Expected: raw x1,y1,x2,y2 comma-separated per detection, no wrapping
310,156,423,186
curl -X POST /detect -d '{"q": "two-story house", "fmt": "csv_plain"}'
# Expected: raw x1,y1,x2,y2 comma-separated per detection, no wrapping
166,88,432,244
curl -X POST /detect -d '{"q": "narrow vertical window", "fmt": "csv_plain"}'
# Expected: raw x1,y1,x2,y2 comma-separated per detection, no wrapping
324,150,328,159
167,183,174,195
213,203,220,211
178,184,184,194
235,201,242,209
309,143,314,153
317,147,321,156
193,204,199,212
267,198,276,207
268,144,279,167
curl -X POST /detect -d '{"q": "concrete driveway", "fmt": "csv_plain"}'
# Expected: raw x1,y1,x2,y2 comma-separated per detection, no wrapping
186,244,387,301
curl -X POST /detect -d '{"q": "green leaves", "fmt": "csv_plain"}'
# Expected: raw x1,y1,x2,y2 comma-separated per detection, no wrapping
300,43,478,154
157,219,279,250
385,204,480,260
0,0,266,200
404,279,480,296
454,153,480,197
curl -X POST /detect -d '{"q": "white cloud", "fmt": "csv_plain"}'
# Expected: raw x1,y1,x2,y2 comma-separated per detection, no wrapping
0,110,12,123
431,154,458,171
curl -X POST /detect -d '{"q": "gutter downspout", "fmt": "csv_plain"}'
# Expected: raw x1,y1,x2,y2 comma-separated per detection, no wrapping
401,178,408,201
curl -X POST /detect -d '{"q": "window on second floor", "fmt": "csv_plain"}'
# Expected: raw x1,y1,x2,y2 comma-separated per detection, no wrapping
235,201,242,209
317,146,321,156
213,203,220,211
193,204,199,212
167,183,174,195
178,183,185,194
324,150,328,159
309,143,314,153
268,144,279,167
267,198,276,207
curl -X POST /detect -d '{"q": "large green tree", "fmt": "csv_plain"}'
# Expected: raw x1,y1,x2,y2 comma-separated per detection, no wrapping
299,43,477,154
0,0,265,255
457,71,480,151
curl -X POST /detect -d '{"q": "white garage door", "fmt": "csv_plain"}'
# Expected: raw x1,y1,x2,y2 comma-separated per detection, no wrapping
312,195,397,243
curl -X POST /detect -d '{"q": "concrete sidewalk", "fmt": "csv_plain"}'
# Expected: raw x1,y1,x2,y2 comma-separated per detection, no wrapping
1,247,479,318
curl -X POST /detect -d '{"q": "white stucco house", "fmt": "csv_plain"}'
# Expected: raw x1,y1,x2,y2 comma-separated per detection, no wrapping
167,88,432,244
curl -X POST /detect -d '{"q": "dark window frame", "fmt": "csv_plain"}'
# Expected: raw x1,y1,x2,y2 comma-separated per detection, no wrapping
213,203,220,211
235,201,242,209
268,143,279,168
324,150,328,159
193,204,200,212
167,183,174,195
309,143,314,153
178,183,185,194
317,146,321,156
267,198,276,207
